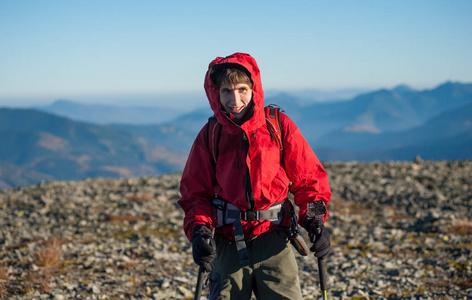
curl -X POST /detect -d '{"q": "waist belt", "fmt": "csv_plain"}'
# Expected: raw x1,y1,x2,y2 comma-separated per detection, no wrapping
211,198,285,265
212,198,284,227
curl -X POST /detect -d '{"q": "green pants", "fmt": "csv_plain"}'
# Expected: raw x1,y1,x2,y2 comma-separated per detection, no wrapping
214,229,302,300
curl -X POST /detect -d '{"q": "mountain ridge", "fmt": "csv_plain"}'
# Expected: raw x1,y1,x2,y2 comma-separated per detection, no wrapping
1,81,471,188
0,108,187,189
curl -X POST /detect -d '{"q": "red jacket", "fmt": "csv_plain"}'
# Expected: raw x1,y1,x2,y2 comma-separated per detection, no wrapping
178,53,331,241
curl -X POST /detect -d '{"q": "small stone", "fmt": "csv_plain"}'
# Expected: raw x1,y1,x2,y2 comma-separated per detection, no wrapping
92,285,101,294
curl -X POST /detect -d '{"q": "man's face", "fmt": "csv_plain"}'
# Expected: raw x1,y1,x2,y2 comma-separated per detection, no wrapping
219,82,253,121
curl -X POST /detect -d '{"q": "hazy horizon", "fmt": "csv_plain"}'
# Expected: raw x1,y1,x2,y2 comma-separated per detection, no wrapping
1,1,471,107
0,80,467,110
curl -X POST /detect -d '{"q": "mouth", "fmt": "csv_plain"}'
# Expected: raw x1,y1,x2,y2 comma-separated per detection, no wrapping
230,106,245,114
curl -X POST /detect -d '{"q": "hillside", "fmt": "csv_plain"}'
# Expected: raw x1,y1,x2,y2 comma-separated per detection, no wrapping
0,108,187,189
0,161,470,299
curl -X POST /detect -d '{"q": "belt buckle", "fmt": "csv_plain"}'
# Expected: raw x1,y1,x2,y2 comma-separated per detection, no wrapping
244,211,258,221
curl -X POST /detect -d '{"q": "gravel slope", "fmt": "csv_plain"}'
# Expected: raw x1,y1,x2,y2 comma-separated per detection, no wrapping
0,161,471,299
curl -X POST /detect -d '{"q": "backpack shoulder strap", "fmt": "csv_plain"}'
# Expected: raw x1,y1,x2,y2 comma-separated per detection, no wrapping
265,105,284,152
207,115,222,168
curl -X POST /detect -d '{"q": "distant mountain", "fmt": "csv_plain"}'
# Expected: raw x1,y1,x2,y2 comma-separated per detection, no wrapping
112,81,472,162
318,102,472,151
111,107,213,153
296,81,472,143
391,84,415,94
38,100,184,125
113,81,472,162
0,108,188,189
265,87,371,102
315,103,472,161
1,81,472,189
36,87,367,127
111,123,198,152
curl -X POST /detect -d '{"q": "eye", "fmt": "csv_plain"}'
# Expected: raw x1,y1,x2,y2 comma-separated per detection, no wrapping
221,88,231,93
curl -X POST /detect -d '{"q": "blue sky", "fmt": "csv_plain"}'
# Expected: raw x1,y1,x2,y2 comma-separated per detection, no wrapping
1,0,471,107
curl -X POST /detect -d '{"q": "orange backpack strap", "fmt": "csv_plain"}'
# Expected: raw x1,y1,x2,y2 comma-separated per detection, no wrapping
265,105,284,152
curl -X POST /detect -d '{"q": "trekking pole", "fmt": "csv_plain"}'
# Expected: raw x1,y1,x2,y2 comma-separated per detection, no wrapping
194,266,205,300
193,227,215,300
307,202,328,300
315,229,328,300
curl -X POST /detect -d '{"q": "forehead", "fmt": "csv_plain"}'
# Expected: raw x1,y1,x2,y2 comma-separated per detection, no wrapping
219,82,252,89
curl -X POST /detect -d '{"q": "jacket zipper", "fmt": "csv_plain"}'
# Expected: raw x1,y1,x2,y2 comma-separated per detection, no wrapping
223,111,255,210
242,129,255,210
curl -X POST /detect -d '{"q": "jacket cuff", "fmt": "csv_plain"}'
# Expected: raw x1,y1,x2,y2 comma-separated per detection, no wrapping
191,223,211,240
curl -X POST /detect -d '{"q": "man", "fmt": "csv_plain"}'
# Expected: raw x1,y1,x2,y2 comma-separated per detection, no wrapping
178,52,332,299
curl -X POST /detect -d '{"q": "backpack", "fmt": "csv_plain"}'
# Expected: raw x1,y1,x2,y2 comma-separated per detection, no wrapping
206,105,284,167
206,105,309,257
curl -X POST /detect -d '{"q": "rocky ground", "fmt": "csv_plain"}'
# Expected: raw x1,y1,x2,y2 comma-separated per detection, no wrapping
0,160,471,299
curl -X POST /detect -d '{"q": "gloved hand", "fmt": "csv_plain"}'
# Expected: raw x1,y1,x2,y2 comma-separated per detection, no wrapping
192,224,216,272
304,218,331,259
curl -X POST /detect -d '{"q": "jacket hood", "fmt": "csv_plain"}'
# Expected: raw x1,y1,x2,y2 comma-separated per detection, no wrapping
204,52,265,134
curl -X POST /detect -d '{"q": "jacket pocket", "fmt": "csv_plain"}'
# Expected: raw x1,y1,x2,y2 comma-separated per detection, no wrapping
268,175,289,199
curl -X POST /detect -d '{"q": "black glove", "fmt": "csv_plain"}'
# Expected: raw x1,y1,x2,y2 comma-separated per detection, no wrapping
304,218,331,259
192,224,216,272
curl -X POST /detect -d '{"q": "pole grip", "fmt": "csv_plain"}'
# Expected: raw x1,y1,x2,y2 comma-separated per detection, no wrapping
314,218,328,299
318,257,328,292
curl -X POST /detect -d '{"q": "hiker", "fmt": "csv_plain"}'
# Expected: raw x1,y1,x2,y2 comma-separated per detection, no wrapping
178,52,332,299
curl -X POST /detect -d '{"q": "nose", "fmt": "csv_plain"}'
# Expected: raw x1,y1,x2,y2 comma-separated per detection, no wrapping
230,90,241,106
